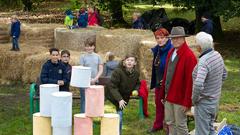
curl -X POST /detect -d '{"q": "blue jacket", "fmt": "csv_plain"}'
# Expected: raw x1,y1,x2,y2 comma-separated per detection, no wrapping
150,39,173,89
40,60,70,91
10,20,21,38
77,12,88,28
201,19,213,35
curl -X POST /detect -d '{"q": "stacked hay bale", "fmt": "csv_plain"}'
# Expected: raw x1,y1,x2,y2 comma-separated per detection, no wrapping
0,44,47,84
20,23,62,48
0,24,10,44
54,26,105,51
96,29,154,59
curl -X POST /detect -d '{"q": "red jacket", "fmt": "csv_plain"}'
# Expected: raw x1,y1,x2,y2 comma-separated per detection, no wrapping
161,42,197,108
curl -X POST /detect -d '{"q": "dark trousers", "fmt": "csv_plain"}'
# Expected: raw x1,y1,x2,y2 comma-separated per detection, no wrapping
12,37,19,49
152,87,165,129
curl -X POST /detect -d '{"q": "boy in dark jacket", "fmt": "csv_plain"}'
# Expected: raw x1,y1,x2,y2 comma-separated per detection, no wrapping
10,15,21,51
105,54,140,135
40,48,70,91
132,12,145,29
60,50,72,92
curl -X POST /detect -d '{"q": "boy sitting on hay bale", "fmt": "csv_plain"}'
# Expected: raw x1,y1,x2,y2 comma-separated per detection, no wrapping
40,48,70,91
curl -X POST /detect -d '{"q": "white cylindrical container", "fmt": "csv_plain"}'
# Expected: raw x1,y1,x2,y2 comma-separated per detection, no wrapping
51,92,72,127
70,66,91,88
52,126,72,135
40,84,59,117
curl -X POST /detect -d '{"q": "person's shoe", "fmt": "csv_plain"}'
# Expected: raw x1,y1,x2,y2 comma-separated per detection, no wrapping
10,48,15,51
15,48,20,51
147,128,161,133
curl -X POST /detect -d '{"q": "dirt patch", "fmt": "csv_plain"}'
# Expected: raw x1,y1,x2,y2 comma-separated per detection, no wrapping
219,104,240,112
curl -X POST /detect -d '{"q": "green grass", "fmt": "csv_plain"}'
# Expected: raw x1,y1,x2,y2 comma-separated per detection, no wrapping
0,58,239,135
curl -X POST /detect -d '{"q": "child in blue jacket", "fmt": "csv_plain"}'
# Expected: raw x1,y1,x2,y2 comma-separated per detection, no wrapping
10,15,21,51
77,7,88,28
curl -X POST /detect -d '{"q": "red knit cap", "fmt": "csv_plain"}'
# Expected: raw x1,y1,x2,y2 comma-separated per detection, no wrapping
154,28,169,37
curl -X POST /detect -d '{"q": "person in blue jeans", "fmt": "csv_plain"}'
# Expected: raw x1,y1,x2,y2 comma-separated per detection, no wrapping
79,37,103,113
77,7,88,28
10,15,21,51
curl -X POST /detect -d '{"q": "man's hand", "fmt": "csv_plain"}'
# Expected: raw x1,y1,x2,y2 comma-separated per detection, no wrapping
57,80,64,86
119,100,127,110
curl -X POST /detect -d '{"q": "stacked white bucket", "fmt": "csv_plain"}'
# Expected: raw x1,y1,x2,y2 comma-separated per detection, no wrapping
33,83,73,135
33,66,119,135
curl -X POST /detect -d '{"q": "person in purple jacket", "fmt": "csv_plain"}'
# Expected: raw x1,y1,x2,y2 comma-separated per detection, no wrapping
10,15,21,51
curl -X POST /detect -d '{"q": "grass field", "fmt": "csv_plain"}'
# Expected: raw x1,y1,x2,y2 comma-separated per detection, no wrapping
0,57,239,135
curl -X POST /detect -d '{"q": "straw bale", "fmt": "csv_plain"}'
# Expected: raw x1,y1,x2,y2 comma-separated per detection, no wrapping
138,37,156,85
20,23,63,48
54,26,105,51
96,29,154,59
0,44,47,83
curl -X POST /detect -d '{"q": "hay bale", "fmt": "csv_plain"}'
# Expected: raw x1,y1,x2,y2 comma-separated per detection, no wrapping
0,44,47,83
54,27,105,51
138,37,156,85
96,29,154,59
20,23,63,48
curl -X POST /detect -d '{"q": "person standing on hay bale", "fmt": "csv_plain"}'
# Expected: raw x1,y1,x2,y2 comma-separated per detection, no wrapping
192,32,227,135
201,12,213,36
161,26,197,135
79,37,103,113
104,51,119,77
105,54,140,135
40,48,70,91
10,15,21,51
60,50,72,92
148,28,173,133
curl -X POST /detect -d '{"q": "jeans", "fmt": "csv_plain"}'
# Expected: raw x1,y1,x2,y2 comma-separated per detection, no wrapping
80,88,85,113
12,37,19,49
117,110,123,135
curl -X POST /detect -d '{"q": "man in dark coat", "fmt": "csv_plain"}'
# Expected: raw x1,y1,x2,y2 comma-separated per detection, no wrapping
40,48,70,91
201,12,213,35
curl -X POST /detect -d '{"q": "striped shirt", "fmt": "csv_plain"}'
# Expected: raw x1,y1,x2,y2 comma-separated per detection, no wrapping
192,50,227,104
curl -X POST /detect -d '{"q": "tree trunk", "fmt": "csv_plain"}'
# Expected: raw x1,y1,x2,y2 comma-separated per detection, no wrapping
195,1,223,40
22,0,33,11
108,0,129,26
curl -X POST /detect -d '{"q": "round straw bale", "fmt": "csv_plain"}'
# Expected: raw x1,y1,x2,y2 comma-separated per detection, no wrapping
54,27,105,51
96,29,154,59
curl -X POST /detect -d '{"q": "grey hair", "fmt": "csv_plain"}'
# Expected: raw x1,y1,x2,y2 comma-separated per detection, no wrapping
195,32,214,52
